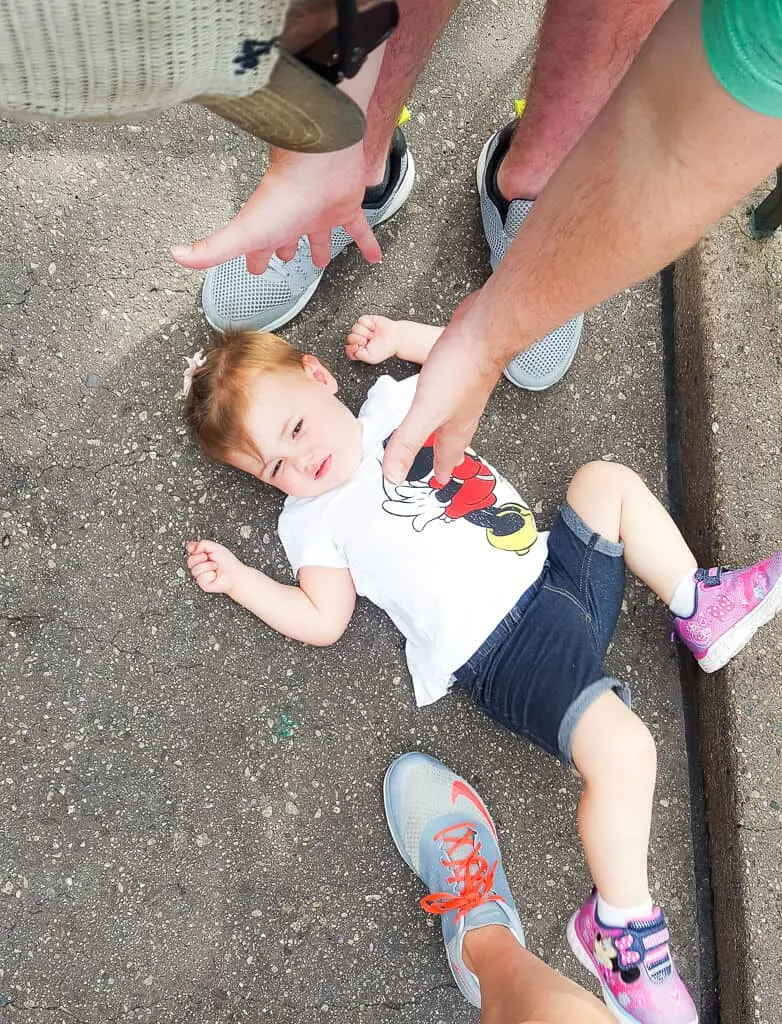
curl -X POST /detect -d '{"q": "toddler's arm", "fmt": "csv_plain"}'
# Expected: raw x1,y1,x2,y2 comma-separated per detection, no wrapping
346,315,444,367
186,540,356,646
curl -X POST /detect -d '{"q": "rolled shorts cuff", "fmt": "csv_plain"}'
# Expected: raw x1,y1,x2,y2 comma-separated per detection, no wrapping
557,676,631,766
560,501,624,558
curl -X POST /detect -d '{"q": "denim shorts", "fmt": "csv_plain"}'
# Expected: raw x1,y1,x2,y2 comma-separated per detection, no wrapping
453,502,630,766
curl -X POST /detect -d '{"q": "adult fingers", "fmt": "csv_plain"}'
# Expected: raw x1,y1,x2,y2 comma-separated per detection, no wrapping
171,212,265,271
308,231,333,269
345,213,382,264
275,240,299,263
245,248,274,275
383,404,440,484
432,423,471,487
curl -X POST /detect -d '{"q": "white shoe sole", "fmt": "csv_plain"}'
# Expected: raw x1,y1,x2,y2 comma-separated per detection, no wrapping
697,572,782,673
202,150,416,333
502,362,574,392
566,914,699,1024
475,134,494,197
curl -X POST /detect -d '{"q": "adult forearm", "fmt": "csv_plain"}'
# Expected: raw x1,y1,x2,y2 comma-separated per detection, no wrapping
229,565,337,646
268,40,386,169
483,0,782,364
362,0,458,181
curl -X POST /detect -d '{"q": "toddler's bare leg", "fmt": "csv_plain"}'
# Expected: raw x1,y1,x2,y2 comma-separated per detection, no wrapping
571,691,656,906
565,460,696,604
463,925,613,1024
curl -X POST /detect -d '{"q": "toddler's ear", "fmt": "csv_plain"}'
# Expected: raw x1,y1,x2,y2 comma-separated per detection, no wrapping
301,354,338,394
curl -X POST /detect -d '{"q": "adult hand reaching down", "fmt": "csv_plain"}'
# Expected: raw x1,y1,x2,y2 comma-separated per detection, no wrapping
170,40,388,276
170,142,382,275
382,289,520,486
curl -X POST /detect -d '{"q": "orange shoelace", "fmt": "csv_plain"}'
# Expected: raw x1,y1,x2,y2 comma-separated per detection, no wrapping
419,822,502,921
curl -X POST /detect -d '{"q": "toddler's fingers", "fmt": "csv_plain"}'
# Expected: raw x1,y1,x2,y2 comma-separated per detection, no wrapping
355,314,376,334
191,560,219,581
350,346,378,365
195,538,222,557
345,334,368,357
350,318,375,341
187,551,209,568
187,540,212,556
197,569,219,592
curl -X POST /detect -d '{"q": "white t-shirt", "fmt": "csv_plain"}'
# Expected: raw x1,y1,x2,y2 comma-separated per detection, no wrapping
278,375,549,707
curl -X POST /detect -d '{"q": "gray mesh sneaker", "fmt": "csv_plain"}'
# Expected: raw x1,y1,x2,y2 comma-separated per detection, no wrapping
384,752,526,1008
201,129,415,333
477,122,584,391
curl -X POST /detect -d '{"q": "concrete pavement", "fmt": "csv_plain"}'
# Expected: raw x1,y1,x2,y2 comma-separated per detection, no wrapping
1,2,707,1021
674,190,782,1024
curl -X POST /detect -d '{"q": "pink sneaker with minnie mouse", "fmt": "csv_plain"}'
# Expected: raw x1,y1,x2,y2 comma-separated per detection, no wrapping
673,553,782,672
568,890,697,1023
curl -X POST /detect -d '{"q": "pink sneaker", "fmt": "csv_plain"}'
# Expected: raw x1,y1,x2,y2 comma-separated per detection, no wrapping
672,554,782,672
567,891,698,1024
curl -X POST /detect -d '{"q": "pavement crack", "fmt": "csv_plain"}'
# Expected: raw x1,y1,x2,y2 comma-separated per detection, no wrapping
1,284,33,307
15,1006,88,1023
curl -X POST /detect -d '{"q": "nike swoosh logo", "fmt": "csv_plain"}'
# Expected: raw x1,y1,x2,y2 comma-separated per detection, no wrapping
451,780,497,838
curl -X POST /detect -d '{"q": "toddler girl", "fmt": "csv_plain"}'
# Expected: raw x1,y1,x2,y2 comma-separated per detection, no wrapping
182,317,781,1024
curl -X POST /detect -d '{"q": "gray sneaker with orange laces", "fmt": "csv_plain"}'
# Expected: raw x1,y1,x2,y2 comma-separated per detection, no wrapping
383,752,526,1007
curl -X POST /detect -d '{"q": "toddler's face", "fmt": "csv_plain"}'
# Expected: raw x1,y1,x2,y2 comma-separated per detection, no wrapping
229,356,363,498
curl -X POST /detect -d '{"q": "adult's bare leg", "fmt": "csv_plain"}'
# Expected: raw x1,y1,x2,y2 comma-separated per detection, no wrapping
498,0,672,199
363,0,459,184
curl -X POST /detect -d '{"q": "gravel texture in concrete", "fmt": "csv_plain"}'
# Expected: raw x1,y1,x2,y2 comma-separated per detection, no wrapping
675,190,782,1024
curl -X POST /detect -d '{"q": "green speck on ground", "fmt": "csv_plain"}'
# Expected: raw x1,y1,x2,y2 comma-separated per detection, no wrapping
277,714,301,740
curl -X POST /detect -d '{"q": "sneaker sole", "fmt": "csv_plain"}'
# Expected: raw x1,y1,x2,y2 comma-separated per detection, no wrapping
566,914,699,1024
697,572,782,673
475,134,494,200
203,151,416,334
502,359,574,392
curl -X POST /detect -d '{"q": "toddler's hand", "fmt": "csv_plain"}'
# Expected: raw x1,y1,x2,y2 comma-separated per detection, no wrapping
186,539,243,597
346,314,399,365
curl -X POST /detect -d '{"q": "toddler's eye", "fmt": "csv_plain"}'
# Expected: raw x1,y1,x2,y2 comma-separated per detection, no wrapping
292,419,303,437
271,459,283,479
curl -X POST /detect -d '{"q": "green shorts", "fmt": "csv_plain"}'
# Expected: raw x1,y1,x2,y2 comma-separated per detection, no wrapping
702,0,782,116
